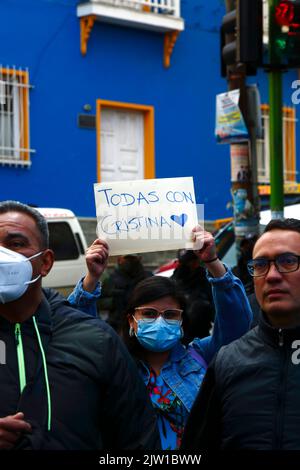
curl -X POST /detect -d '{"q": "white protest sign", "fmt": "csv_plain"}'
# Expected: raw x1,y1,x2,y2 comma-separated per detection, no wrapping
94,177,199,256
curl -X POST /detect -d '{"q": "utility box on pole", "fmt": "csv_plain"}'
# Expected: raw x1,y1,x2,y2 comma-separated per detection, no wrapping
221,0,263,76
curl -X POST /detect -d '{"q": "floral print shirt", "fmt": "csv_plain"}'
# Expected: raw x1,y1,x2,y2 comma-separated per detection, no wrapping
146,367,188,450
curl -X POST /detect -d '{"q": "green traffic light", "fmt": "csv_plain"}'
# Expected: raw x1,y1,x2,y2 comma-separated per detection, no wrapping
276,38,287,50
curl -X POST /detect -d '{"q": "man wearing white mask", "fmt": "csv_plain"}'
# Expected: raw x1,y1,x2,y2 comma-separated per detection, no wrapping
0,200,159,450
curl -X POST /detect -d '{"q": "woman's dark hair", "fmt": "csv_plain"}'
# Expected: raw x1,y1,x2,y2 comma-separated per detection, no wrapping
121,275,187,358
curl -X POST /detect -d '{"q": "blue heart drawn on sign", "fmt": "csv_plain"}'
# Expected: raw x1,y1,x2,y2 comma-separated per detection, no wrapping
170,214,188,227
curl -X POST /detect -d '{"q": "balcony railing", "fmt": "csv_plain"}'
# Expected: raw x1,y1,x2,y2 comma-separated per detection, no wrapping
77,0,184,66
88,0,181,18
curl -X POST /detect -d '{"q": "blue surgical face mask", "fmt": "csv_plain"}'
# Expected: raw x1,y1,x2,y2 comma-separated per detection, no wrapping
133,316,183,352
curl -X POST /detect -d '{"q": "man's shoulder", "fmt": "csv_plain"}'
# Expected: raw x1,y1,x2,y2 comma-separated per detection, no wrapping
216,326,260,367
41,289,138,387
42,287,117,338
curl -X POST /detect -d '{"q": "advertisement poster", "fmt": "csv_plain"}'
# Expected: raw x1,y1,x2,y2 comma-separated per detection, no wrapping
215,89,249,144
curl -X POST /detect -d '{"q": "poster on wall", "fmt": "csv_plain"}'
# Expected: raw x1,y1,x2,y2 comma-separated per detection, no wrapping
230,144,251,183
215,89,249,144
94,177,200,256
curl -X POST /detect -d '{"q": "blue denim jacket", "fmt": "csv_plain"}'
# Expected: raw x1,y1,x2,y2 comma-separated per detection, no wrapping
68,277,101,317
68,267,252,411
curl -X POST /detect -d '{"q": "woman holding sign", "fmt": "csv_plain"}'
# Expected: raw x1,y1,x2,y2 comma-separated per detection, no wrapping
68,227,252,450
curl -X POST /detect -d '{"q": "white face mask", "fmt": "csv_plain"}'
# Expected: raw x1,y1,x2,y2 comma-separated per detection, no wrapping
0,246,43,304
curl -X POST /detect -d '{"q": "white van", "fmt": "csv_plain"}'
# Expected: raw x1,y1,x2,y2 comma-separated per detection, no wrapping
259,204,300,225
36,208,88,292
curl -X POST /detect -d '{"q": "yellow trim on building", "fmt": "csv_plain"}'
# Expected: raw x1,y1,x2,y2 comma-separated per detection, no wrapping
80,15,96,56
1,68,27,78
261,103,297,183
22,72,30,161
258,182,300,195
96,99,155,182
213,217,233,230
164,31,180,68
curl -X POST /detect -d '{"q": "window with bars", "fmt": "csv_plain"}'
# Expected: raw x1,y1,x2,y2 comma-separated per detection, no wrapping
257,104,297,183
0,67,34,166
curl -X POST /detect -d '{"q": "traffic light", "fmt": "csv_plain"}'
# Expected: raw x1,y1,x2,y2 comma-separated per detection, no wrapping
269,0,300,67
221,0,263,77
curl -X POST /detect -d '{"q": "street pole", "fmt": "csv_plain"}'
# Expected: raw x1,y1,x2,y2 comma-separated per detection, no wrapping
268,0,284,219
225,0,260,257
247,86,261,221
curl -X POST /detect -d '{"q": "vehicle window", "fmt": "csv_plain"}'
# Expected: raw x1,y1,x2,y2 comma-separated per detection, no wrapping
221,242,237,267
217,223,266,268
48,222,80,261
214,222,235,259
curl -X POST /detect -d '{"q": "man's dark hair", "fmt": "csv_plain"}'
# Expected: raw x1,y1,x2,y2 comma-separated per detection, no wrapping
0,200,49,248
264,218,300,235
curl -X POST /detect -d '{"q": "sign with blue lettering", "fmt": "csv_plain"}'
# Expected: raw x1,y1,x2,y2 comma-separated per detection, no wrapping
94,177,199,255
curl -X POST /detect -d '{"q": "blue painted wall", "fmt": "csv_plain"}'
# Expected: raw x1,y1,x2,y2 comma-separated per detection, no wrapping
0,0,298,219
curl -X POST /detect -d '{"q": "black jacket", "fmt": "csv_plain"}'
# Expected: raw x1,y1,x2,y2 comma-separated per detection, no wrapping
182,312,300,450
0,289,160,450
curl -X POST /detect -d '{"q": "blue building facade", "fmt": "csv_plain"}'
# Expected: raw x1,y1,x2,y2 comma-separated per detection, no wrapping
0,0,298,219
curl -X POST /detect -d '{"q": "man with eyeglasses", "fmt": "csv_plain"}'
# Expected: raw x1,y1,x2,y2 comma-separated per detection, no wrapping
182,218,300,450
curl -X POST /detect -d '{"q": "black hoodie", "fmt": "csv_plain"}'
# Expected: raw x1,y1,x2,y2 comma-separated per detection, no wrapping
0,288,160,450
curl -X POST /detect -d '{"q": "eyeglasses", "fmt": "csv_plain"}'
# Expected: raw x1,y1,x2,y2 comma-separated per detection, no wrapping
134,307,183,323
247,252,300,277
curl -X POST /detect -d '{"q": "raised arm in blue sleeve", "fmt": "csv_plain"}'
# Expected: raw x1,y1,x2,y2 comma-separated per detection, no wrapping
192,265,252,365
67,277,100,317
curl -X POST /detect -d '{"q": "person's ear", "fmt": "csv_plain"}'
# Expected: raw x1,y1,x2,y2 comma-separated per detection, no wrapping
40,249,54,277
127,314,136,337
127,314,134,329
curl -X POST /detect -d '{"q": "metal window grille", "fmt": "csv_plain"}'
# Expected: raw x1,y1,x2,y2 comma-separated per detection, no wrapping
0,66,34,167
257,105,297,184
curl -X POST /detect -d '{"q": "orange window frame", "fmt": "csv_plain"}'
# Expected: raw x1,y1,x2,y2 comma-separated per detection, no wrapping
96,100,155,182
1,68,30,161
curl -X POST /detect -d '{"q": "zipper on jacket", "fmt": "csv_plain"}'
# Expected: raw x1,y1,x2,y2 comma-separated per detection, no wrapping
278,329,284,347
274,330,288,449
15,323,26,393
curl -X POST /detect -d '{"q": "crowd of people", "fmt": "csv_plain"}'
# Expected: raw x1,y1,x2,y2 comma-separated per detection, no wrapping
1,200,300,451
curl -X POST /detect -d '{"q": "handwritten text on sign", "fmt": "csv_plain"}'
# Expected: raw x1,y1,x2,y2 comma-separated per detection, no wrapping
94,177,199,256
